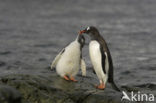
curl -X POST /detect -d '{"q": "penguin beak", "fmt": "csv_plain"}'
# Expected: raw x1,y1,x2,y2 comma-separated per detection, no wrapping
79,30,86,35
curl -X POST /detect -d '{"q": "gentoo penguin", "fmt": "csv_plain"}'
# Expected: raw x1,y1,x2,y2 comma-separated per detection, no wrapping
51,34,86,82
79,26,120,91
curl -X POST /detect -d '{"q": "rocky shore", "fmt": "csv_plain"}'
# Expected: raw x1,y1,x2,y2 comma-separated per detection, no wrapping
0,69,122,103
0,68,155,103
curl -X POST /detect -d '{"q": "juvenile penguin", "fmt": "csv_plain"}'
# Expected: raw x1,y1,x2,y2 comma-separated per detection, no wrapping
51,34,86,82
79,26,120,91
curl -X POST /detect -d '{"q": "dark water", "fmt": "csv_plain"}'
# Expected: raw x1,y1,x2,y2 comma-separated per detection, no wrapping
0,0,156,93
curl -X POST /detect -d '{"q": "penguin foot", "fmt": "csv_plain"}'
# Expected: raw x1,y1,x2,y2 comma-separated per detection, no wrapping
63,75,70,81
69,76,77,82
96,83,105,90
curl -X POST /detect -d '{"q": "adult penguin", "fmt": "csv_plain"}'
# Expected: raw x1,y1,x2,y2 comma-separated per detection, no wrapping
79,26,120,91
51,34,86,82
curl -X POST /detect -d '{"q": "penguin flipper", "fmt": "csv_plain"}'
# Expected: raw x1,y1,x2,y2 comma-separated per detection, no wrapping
51,48,65,69
80,59,86,76
100,45,106,74
100,41,120,91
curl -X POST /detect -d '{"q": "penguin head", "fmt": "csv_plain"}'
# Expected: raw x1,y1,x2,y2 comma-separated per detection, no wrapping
77,34,85,48
79,26,100,39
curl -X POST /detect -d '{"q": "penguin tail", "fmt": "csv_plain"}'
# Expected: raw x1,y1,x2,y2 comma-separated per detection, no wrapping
110,81,121,92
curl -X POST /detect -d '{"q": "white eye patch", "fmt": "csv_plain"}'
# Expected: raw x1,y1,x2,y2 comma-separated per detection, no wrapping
87,27,90,31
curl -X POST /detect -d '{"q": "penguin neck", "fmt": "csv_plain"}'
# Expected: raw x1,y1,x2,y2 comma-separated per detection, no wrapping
76,35,83,49
76,35,81,43
90,32,107,50
90,32,101,41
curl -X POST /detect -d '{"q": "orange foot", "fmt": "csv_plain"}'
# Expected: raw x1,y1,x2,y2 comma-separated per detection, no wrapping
63,75,70,81
70,76,77,82
96,83,105,90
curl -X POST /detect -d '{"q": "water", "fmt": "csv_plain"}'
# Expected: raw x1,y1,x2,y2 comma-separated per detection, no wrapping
0,0,156,90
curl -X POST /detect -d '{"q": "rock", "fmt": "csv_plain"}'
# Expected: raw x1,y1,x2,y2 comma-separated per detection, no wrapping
82,89,121,103
0,69,153,103
0,85,21,103
0,69,154,103
0,72,123,103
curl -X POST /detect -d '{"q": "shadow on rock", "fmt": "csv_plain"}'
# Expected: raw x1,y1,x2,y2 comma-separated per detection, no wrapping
0,85,21,103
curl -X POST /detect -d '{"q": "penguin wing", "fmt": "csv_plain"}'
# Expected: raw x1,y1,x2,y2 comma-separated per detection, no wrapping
100,39,120,91
100,45,106,74
51,48,65,69
80,59,86,76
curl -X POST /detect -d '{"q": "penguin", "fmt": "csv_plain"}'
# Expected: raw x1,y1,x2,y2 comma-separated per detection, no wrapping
51,34,86,82
79,26,120,91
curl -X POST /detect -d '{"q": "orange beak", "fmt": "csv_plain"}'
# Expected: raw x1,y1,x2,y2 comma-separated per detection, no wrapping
79,30,86,35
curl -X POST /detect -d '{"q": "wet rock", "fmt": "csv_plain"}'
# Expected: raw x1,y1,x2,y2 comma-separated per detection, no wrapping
0,85,21,103
0,73,123,103
82,89,121,103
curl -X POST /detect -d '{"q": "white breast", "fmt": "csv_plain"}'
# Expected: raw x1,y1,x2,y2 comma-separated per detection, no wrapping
60,41,80,65
89,41,101,62
89,40,107,83
56,41,81,76
89,41,104,74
